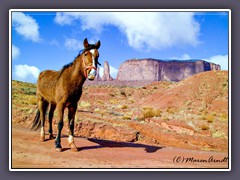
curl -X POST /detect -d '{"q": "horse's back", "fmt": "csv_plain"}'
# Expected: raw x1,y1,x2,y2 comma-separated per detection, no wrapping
36,70,58,103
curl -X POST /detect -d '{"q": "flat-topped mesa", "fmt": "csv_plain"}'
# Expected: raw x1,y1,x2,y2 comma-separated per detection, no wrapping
101,61,113,81
116,59,221,82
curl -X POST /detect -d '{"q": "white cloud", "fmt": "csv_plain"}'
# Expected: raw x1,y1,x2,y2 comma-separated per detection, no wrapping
204,55,228,70
64,38,82,51
170,53,191,60
12,12,41,42
54,12,79,25
12,44,20,60
99,65,118,79
14,64,40,83
54,12,200,51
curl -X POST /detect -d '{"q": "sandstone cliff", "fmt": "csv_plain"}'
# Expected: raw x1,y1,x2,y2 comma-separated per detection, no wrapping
101,61,113,81
117,59,221,82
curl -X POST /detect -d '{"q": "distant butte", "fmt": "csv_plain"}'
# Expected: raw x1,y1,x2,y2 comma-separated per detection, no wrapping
117,59,221,82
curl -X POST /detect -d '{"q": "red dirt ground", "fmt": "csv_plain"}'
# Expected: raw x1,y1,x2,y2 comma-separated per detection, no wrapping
11,126,228,169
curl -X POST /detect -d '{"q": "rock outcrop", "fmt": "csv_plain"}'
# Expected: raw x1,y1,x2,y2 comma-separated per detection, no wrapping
75,120,139,142
101,61,113,81
95,67,101,81
117,59,221,82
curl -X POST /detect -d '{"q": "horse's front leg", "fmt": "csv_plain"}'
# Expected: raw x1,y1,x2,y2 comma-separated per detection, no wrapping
55,103,64,152
68,103,78,152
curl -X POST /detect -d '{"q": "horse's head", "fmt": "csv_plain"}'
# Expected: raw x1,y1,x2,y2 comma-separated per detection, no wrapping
82,38,101,81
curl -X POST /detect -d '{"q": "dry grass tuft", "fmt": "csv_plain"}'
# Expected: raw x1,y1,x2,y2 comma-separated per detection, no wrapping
212,131,227,139
166,107,174,114
201,125,209,131
79,101,91,108
142,107,162,119
121,105,128,109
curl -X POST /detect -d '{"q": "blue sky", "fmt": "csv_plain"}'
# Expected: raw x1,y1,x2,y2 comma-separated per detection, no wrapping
11,10,229,83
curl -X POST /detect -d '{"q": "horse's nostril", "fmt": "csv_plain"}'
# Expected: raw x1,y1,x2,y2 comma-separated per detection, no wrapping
89,69,96,76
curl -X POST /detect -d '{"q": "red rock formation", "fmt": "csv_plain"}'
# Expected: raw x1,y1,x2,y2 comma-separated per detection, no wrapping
75,120,138,142
94,67,101,81
101,61,113,81
117,59,221,82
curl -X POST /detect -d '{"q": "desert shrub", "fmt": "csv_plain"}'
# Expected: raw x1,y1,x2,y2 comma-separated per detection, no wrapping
153,86,158,89
122,115,131,120
142,107,162,119
201,114,214,123
29,97,37,105
21,87,36,95
201,125,209,131
166,107,174,114
162,116,170,121
130,99,135,103
121,105,128,109
212,131,227,139
120,91,127,97
206,115,214,123
109,99,118,104
212,112,217,116
222,83,227,88
219,113,228,121
97,100,104,104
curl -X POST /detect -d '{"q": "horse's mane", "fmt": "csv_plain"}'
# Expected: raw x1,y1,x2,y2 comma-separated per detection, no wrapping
58,62,74,78
57,50,84,79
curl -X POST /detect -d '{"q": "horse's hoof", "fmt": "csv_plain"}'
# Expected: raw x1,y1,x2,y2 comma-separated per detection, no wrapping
49,134,55,140
55,147,62,152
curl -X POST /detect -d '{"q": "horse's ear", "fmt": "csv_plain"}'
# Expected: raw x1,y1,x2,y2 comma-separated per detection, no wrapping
95,40,101,49
83,38,89,48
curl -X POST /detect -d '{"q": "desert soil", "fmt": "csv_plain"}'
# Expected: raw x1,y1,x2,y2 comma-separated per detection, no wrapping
11,126,228,169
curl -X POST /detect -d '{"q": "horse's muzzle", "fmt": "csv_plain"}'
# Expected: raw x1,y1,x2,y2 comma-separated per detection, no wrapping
85,66,97,80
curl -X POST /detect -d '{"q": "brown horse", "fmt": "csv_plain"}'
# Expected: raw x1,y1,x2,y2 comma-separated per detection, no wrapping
31,38,101,152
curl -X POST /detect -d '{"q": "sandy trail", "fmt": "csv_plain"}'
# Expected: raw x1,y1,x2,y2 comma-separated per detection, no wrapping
11,126,228,169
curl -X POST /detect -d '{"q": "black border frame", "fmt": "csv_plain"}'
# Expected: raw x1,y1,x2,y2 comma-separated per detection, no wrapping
1,0,240,179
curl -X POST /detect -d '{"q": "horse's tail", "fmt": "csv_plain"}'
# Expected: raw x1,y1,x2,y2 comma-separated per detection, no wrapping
31,109,41,130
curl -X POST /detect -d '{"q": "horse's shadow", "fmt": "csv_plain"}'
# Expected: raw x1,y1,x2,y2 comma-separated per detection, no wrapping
86,138,163,153
60,137,164,153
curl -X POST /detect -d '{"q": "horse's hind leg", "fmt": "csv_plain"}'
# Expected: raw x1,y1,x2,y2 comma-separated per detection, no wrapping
68,103,78,152
48,104,56,140
38,99,48,142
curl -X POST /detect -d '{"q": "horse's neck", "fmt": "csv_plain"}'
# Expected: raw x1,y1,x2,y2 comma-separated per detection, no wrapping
70,56,86,84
